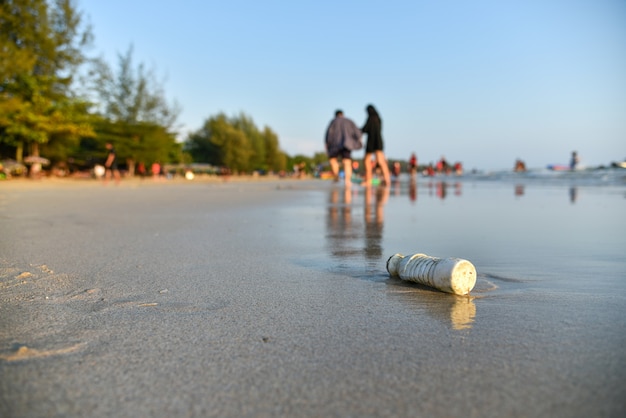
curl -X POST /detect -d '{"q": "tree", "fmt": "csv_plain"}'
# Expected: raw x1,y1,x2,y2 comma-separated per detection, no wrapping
0,0,94,163
184,119,222,166
231,113,265,171
312,152,328,166
262,126,287,172
92,46,179,129
185,112,286,174
90,45,181,174
204,114,252,173
230,113,286,173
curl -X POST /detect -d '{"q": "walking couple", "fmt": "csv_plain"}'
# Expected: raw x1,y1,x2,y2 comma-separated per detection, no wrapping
325,105,391,187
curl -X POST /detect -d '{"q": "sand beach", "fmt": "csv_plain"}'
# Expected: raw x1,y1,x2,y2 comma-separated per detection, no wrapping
1,174,625,417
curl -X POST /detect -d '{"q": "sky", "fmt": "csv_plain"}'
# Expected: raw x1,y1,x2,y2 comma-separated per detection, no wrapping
79,0,625,171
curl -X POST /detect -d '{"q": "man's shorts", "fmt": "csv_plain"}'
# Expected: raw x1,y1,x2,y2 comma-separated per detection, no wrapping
328,148,351,159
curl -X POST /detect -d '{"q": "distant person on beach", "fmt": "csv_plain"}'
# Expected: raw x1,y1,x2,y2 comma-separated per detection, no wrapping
436,156,450,174
361,104,391,186
104,142,121,183
409,153,417,176
151,161,161,180
514,159,526,172
392,161,401,178
325,109,361,187
570,151,580,170
137,162,146,178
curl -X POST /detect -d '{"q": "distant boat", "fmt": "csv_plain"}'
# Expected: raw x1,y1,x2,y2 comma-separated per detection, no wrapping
611,161,626,169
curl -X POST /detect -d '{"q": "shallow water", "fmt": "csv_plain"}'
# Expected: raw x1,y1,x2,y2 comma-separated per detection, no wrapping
281,176,626,293
278,176,626,340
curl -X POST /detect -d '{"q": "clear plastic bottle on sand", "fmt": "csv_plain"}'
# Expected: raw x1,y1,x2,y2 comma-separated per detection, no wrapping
386,253,476,295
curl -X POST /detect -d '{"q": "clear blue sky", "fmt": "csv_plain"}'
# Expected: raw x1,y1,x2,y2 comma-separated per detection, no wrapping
80,0,625,170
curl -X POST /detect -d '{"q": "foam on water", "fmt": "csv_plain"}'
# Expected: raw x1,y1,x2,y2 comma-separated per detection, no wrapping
461,167,626,187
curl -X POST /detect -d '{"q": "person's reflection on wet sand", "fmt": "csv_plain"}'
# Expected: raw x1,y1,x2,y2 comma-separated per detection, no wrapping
515,184,525,197
327,187,359,258
569,187,578,203
453,182,462,196
436,181,447,199
432,181,462,199
392,177,401,197
409,178,417,203
363,185,389,262
326,185,389,270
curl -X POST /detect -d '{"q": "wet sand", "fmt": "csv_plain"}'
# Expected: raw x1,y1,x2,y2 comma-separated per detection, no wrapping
1,177,625,417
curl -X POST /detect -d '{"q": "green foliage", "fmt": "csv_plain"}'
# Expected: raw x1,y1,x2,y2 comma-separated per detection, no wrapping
0,0,94,161
86,117,182,170
232,113,265,171
185,122,222,166
263,126,287,172
88,45,181,171
204,115,250,173
91,46,180,129
185,113,287,173
312,152,329,166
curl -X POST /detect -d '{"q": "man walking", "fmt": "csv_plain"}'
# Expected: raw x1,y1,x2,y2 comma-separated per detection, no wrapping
325,110,361,187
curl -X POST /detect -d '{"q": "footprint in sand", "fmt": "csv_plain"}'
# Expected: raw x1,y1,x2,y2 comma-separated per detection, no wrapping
0,343,87,362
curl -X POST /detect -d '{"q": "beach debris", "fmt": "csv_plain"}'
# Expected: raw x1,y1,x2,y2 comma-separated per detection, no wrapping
387,253,477,295
38,264,53,274
138,302,158,307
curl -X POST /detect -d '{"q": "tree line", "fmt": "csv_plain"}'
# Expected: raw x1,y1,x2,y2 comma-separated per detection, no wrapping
0,0,294,177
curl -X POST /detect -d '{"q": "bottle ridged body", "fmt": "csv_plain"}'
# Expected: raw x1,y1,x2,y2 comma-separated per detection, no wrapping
387,253,476,295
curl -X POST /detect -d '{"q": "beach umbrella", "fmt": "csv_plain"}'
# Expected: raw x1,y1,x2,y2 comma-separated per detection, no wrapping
23,156,50,166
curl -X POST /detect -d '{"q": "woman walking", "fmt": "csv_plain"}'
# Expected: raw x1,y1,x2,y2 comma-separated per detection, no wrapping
361,104,391,186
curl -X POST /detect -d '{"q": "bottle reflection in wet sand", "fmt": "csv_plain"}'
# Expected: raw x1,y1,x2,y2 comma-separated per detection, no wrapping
387,289,476,331
449,297,476,330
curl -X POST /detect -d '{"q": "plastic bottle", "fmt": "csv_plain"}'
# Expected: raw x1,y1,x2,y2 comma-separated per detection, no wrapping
386,253,476,295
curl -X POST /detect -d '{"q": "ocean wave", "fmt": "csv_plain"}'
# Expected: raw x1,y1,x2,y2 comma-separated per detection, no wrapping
434,167,626,187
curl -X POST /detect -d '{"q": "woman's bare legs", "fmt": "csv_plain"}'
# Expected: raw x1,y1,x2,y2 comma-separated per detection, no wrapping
364,153,373,185
364,151,391,185
376,150,391,185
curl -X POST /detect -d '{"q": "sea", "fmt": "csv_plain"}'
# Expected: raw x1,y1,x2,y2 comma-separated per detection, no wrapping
296,166,626,329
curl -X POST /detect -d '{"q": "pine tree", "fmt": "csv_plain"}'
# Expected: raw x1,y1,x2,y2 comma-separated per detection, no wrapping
0,0,94,164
